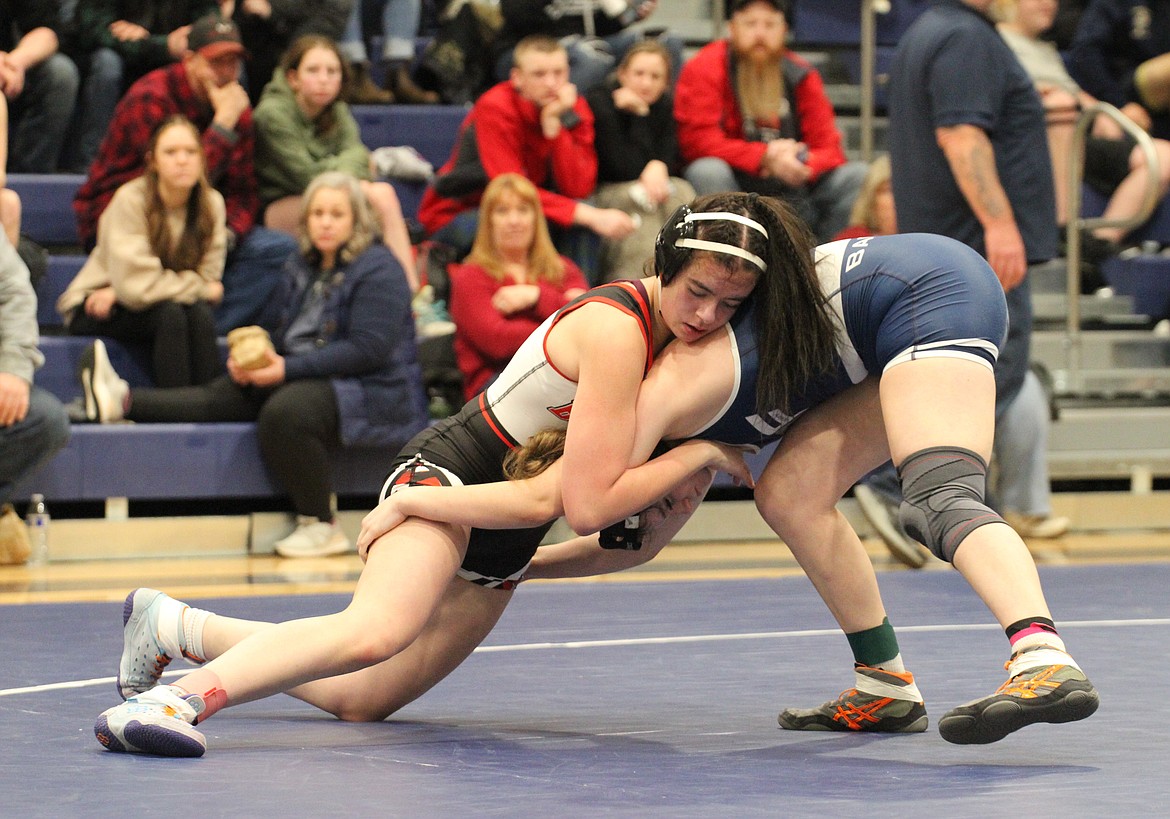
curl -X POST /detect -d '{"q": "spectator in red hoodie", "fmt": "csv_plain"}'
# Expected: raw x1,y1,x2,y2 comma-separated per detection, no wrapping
674,0,866,242
418,34,634,282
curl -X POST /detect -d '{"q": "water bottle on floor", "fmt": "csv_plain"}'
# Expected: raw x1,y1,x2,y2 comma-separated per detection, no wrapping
26,493,50,566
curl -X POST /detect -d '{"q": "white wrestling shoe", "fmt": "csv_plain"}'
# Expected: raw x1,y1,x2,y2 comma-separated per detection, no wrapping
118,588,198,700
95,685,207,758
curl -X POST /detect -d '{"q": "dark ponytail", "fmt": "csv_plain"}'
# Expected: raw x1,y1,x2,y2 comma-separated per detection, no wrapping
749,196,838,414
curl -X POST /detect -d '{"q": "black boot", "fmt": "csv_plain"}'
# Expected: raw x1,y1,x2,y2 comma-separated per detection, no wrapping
1079,233,1120,293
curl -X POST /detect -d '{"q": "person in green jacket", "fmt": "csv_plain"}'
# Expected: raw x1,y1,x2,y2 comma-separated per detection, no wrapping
254,34,418,291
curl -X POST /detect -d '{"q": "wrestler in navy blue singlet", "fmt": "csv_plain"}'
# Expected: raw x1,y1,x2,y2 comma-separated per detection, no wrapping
692,233,1008,448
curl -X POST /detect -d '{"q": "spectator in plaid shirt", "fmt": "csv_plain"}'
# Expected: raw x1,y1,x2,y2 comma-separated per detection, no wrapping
73,13,296,333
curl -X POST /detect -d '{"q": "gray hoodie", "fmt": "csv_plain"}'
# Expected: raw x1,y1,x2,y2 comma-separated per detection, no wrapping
0,231,42,384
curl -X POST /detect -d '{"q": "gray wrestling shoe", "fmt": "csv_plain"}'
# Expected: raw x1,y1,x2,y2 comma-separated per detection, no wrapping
938,645,1099,744
118,588,196,700
778,666,928,733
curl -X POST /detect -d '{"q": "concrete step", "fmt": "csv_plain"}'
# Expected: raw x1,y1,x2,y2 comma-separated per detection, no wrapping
1055,367,1170,400
1033,329,1170,371
1048,404,1170,482
1033,291,1146,325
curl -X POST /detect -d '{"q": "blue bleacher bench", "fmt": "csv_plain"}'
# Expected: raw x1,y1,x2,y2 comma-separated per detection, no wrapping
792,0,931,47
10,423,398,503
352,103,467,222
1084,184,1170,321
9,174,86,247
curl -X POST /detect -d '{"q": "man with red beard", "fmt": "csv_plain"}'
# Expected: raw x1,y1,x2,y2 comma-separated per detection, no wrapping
674,0,866,242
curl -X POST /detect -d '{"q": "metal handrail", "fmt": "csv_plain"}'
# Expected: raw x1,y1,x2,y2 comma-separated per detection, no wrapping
859,0,880,162
1064,103,1162,390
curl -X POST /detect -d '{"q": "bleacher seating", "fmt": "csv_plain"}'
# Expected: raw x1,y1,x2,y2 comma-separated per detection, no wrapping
9,423,398,502
1083,185,1170,322
791,0,930,47
9,102,476,509
9,105,468,250
9,174,86,248
10,39,1170,517
353,103,467,221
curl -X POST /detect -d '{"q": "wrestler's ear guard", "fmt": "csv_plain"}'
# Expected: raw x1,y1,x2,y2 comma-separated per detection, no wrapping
655,203,695,284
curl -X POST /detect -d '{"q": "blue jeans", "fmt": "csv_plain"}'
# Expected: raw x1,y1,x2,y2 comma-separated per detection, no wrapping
341,0,422,63
567,29,685,93
993,370,1054,516
0,387,71,504
430,210,480,258
68,47,125,173
214,228,299,334
9,54,79,173
683,156,868,243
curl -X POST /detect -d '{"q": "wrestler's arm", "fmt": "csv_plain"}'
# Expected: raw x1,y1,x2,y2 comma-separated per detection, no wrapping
526,331,738,578
358,317,742,554
523,466,716,579
557,305,744,535
356,464,564,556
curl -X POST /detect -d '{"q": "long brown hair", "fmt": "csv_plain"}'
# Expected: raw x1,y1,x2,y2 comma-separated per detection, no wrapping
281,35,350,137
464,173,566,284
503,428,566,480
664,192,836,414
143,115,217,273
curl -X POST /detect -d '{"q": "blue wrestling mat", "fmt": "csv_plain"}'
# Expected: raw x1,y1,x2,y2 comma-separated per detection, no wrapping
2,565,1167,816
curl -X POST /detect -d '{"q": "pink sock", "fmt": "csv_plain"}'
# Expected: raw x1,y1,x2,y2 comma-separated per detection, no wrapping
174,669,229,722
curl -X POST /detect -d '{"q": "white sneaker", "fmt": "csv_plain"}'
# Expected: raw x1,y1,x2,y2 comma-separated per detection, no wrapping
95,684,207,757
78,339,128,422
1004,512,1070,539
853,483,928,569
274,517,351,558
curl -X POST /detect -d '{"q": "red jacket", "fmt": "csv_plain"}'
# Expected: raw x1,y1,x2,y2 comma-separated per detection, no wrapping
418,81,598,233
674,39,847,184
449,258,588,400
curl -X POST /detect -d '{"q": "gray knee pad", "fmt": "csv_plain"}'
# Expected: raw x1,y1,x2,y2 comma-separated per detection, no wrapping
896,446,1005,563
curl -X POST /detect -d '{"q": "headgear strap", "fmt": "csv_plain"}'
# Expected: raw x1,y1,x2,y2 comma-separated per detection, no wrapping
675,212,769,272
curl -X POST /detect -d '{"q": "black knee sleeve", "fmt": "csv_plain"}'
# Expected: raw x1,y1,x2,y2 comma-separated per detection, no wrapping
896,446,1005,563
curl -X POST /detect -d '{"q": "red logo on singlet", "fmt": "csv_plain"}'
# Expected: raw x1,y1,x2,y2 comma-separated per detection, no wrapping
546,402,572,421
390,458,448,491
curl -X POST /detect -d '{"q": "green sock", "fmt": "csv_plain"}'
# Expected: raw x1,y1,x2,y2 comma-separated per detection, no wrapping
846,617,902,669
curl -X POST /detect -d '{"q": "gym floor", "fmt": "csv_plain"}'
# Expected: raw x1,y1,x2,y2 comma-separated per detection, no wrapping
2,535,1168,816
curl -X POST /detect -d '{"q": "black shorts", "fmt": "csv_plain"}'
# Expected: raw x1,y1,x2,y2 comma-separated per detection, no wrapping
380,412,555,589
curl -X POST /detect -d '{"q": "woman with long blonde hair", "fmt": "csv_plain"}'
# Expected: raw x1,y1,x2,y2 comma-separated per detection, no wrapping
449,173,589,399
